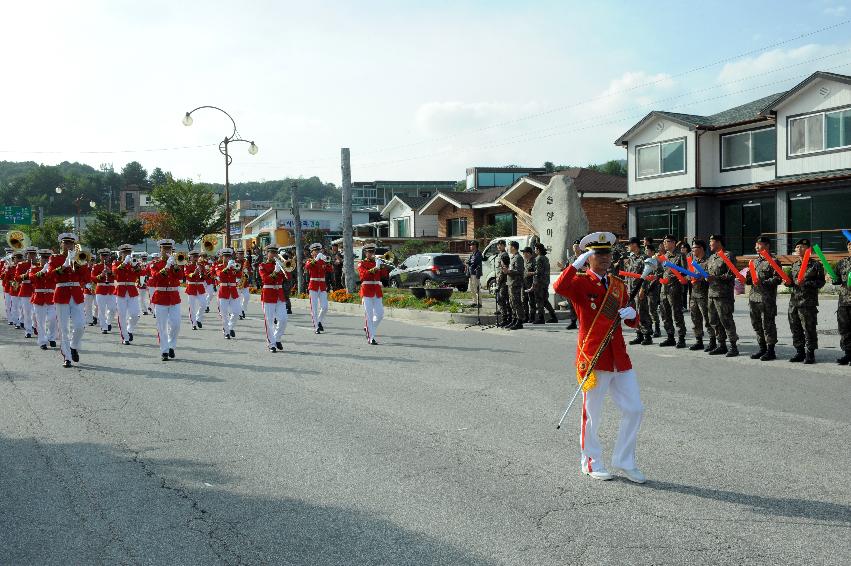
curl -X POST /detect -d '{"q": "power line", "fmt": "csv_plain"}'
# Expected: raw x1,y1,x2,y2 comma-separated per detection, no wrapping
0,143,218,155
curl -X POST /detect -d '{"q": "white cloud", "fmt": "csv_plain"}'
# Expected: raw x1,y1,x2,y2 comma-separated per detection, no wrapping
413,101,540,137
823,5,846,16
716,43,851,92
587,71,676,117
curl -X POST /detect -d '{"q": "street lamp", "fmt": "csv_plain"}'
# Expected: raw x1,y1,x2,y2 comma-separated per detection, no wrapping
182,106,258,248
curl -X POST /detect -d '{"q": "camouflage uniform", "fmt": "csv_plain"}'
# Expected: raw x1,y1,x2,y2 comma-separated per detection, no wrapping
788,256,825,352
496,250,511,324
659,251,687,342
745,254,781,350
833,256,851,355
706,251,738,347
689,254,713,343
522,255,536,322
625,251,651,338
533,253,557,322
506,252,525,325
647,262,661,334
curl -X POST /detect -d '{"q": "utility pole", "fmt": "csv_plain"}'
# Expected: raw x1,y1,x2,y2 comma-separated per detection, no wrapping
291,181,304,294
341,148,355,293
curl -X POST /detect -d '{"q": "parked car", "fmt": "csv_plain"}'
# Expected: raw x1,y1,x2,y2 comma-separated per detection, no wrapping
480,235,538,293
388,253,468,291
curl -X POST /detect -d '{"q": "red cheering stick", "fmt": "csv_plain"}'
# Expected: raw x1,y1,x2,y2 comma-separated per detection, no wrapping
758,249,791,284
796,247,812,284
719,250,746,284
686,257,700,281
618,270,642,279
748,260,759,285
658,254,687,284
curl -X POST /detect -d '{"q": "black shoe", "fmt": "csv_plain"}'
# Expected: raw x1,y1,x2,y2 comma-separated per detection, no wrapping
269,346,277,352
760,346,776,361
566,321,577,330
25,332,32,338
128,332,133,342
676,338,686,349
641,336,653,345
205,307,210,313
704,339,716,353
547,316,558,323
192,325,197,330
197,321,202,329
318,322,324,332
533,318,544,325
123,340,130,345
726,345,739,357
804,350,816,364
63,360,72,368
107,324,112,332
315,329,321,334
162,353,169,361
142,311,148,315
836,352,851,365
653,323,661,338
286,309,292,314
40,344,48,350
49,340,56,348
789,349,805,363
659,336,676,347
273,318,277,324
102,330,108,334
168,348,175,359
275,341,283,350
629,334,643,345
709,344,728,355
689,340,704,351
241,311,245,318
70,349,79,362
225,333,231,339
513,322,524,330
369,338,378,345
229,329,235,338
751,347,767,360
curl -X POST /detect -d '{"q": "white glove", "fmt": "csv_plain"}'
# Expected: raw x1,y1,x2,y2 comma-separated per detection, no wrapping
165,255,175,267
572,250,594,270
375,258,382,269
39,264,49,275
63,253,73,267
618,306,637,320
316,253,327,262
274,260,283,273
227,259,236,269
123,255,132,265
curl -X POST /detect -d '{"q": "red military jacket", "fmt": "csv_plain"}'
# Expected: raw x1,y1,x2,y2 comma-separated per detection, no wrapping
14,260,33,298
184,263,206,295
112,260,141,297
258,261,288,303
80,263,94,295
236,258,251,290
215,262,240,299
148,259,182,306
48,253,85,305
90,262,117,295
357,259,388,298
29,263,55,305
0,262,10,293
202,260,215,285
553,265,639,373
305,259,332,292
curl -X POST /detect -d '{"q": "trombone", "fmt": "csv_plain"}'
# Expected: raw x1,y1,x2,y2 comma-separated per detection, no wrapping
75,249,91,266
380,251,395,263
174,251,189,266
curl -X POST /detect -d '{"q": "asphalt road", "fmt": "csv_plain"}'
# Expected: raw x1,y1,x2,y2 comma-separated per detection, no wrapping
1,295,849,565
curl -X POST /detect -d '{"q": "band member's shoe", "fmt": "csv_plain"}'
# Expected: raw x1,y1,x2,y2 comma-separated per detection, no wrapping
196,321,202,329
40,344,48,350
317,323,324,333
836,351,851,365
533,317,545,325
49,340,56,347
582,466,613,481
161,353,169,361
128,333,133,342
168,348,175,358
566,321,577,330
205,307,210,313
751,346,767,359
804,350,816,364
547,316,558,323
275,342,283,350
653,322,661,337
369,338,378,345
760,346,776,361
193,326,197,330
273,319,277,324
314,329,321,334
269,346,276,353
789,349,806,362
63,360,72,368
102,330,108,334
613,467,646,484
229,329,235,338
725,344,739,357
123,340,130,345
629,334,643,345
675,337,686,349
225,333,231,339
659,335,676,347
142,311,148,315
107,324,112,332
641,336,653,345
25,333,32,338
70,349,79,362
709,343,728,355
689,339,704,351
511,320,524,330
703,338,716,353
91,317,98,326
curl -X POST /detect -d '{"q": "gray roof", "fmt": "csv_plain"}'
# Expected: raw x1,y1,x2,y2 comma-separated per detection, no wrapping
393,195,430,209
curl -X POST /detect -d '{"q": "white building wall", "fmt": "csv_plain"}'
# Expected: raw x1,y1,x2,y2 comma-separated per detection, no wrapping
775,77,851,177
413,213,438,237
627,120,696,195
699,125,777,188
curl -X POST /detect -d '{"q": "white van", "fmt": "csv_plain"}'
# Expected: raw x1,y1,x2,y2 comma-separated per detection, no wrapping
480,235,538,293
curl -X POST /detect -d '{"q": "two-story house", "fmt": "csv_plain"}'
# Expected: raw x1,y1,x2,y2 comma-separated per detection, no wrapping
616,71,851,255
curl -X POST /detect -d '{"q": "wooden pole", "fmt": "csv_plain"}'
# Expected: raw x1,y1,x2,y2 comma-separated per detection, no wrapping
341,148,355,293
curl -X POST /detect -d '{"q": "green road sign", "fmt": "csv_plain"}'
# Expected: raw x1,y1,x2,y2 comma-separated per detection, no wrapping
0,206,32,225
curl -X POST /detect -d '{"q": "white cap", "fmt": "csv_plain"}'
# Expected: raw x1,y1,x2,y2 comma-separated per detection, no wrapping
309,242,322,250
118,244,133,251
220,247,234,255
578,231,617,252
58,232,78,243
24,246,38,253
157,238,175,247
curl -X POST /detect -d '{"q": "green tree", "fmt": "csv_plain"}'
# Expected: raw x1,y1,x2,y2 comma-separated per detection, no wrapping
151,179,224,249
543,161,555,173
82,209,147,250
454,179,467,192
30,217,73,250
474,222,512,241
148,167,172,188
121,161,148,187
587,160,627,177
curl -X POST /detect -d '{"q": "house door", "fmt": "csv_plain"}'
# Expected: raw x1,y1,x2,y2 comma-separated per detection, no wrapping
670,208,686,242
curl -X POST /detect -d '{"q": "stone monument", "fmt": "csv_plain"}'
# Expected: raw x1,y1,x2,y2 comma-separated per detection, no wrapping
530,174,588,268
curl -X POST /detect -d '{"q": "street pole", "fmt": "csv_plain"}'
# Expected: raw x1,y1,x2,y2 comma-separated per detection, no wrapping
341,148,355,293
224,138,231,249
292,182,304,295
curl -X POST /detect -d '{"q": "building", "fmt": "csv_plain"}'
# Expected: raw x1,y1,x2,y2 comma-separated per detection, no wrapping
419,168,627,239
119,184,155,217
351,180,457,210
379,196,438,237
615,71,851,255
242,206,370,249
464,166,546,192
230,199,275,244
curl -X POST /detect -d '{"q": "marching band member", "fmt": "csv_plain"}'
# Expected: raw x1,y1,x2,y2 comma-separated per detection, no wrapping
30,248,57,350
48,233,87,368
7,251,23,328
553,231,646,484
137,252,150,315
185,250,206,330
215,247,241,339
82,255,97,326
1,252,13,324
305,242,332,334
201,252,215,314
113,244,142,345
236,249,251,319
91,249,118,334
357,244,389,345
258,245,288,352
14,247,38,337
148,239,182,361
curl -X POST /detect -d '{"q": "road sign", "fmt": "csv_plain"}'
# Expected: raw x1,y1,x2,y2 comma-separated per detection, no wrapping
0,206,32,225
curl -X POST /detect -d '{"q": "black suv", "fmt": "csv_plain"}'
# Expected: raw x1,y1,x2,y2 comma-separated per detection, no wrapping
388,253,468,290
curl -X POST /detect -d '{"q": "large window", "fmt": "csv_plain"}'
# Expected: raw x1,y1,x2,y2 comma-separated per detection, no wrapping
721,197,776,256
394,217,410,237
446,217,468,237
635,205,686,244
488,212,516,235
788,186,851,252
477,171,531,188
789,106,851,156
636,139,686,178
721,128,776,170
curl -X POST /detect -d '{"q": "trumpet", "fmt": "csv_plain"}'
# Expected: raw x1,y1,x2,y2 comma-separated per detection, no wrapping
6,230,28,251
75,250,91,266
174,251,189,266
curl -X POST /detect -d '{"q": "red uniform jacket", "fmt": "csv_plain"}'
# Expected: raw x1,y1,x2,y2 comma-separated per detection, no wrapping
30,264,55,305
357,259,388,298
0,263,10,293
305,259,332,292
184,263,206,295
553,265,638,373
215,262,240,299
90,262,117,295
48,254,85,305
14,261,33,298
147,260,182,306
258,261,288,303
202,261,215,285
112,260,141,297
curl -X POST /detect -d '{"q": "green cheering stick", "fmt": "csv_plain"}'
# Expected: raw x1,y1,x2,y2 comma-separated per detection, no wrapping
811,244,837,282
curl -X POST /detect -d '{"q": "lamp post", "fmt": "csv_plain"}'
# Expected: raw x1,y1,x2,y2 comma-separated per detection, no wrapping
182,106,258,248
55,186,96,232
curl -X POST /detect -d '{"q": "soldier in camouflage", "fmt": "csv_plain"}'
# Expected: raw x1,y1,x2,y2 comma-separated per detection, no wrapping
532,243,558,324
643,241,661,337
658,234,688,348
624,237,652,345
745,236,781,361
522,247,536,323
502,240,525,330
787,238,826,364
687,240,714,352
493,240,512,328
705,234,739,357
831,239,851,364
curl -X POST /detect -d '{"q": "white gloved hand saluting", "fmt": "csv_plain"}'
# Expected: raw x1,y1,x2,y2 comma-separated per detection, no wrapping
618,306,637,320
40,263,50,274
572,250,594,270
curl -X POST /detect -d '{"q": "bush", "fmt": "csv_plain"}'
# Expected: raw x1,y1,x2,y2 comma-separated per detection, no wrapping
329,289,355,303
394,239,449,265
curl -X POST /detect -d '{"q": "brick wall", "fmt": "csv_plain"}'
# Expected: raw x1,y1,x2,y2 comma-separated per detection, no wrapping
437,205,475,238
582,198,627,239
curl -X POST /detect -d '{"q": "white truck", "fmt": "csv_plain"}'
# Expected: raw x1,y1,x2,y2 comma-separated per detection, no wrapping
480,235,539,294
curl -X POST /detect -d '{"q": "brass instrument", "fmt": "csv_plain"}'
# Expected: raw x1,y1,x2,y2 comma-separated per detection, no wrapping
75,250,91,266
381,251,395,263
6,230,28,251
201,234,220,254
282,258,296,273
174,251,189,266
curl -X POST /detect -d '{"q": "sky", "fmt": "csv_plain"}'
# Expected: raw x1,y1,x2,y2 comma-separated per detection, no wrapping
1,0,851,186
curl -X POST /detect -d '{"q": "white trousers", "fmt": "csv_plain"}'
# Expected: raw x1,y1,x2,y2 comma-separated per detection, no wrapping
20,297,33,333
240,288,250,314
11,295,22,326
154,304,180,354
262,301,287,347
33,304,57,346
95,294,117,331
308,290,328,330
187,293,205,326
580,368,644,473
84,294,95,323
138,287,149,312
362,297,384,341
204,284,214,308
116,295,141,341
218,297,239,333
3,291,12,322
56,299,85,361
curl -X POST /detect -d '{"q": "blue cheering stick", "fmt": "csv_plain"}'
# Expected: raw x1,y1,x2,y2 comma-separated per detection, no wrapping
690,261,709,278
842,229,851,243
662,261,702,279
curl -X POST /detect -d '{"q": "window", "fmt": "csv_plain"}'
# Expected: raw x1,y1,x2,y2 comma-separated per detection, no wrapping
721,128,776,170
493,172,515,186
488,212,515,235
788,188,851,252
790,106,851,156
125,192,135,211
446,217,468,237
477,172,496,187
635,205,686,243
394,217,410,237
636,139,685,178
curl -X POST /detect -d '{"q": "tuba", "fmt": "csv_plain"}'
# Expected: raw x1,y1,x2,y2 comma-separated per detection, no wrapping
282,258,296,273
174,251,189,266
201,234,220,254
75,249,91,266
6,230,28,251
381,251,395,263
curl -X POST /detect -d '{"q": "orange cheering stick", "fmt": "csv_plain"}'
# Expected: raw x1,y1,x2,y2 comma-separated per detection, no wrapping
719,250,746,284
758,250,791,284
796,247,812,284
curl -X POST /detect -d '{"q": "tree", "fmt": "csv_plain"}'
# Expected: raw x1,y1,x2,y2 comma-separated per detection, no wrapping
543,161,555,174
121,161,148,187
148,167,172,189
474,222,513,241
454,179,467,192
139,211,179,241
587,160,627,177
82,209,147,250
393,239,448,265
151,179,224,249
302,228,326,247
30,217,73,250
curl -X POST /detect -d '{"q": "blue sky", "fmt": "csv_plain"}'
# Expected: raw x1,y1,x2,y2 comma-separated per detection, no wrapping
1,0,849,184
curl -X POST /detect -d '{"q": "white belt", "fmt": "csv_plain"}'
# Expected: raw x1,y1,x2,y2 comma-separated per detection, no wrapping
361,281,382,285
220,282,237,287
34,289,53,293
117,282,136,286
56,282,80,288
21,279,30,284
97,282,116,286
154,287,180,292
262,285,282,289
309,278,326,281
